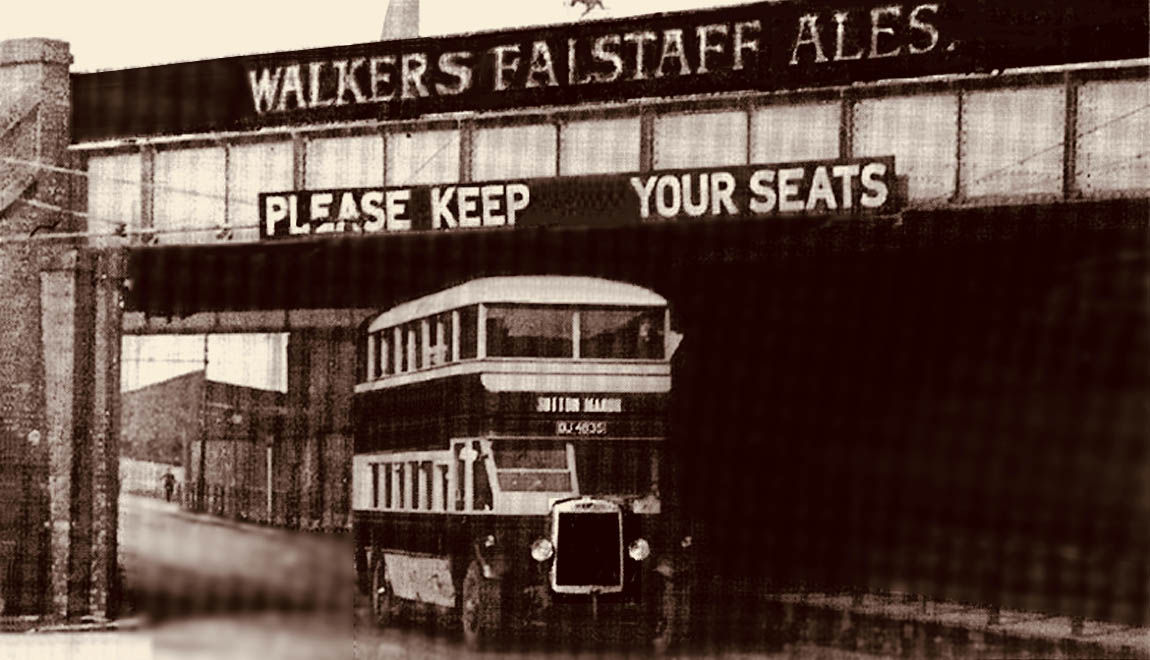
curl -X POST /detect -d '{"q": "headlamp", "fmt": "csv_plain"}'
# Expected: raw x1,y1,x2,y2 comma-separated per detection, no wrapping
628,538,651,561
530,538,554,562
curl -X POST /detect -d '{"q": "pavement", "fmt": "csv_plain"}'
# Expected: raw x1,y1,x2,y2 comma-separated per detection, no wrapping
761,591,1150,659
117,494,352,617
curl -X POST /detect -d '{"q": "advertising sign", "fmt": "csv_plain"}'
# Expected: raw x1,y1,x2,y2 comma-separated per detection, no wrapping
72,0,1148,141
258,156,899,239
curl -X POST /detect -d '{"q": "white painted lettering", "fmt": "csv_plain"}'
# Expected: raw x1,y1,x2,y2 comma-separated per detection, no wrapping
309,61,334,108
458,187,480,227
334,58,368,104
623,31,658,80
277,65,305,111
481,185,506,226
591,34,623,83
361,191,386,232
806,166,838,210
526,40,560,88
506,184,529,225
777,168,805,212
369,56,397,101
748,169,777,213
655,175,681,217
870,6,903,58
655,29,691,78
630,176,658,219
310,192,333,221
568,39,595,85
790,14,828,65
711,171,738,215
834,12,865,60
437,51,473,95
681,173,709,217
433,186,457,228
264,195,290,235
386,190,411,230
493,45,521,91
338,191,361,221
832,164,860,209
860,162,889,207
248,67,283,114
733,20,760,71
401,53,430,98
696,23,728,74
908,4,940,54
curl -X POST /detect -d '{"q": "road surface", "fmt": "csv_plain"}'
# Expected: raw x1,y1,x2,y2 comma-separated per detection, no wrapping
97,494,878,659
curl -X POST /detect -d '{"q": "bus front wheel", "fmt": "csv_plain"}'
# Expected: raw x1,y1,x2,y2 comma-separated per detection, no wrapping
461,559,502,649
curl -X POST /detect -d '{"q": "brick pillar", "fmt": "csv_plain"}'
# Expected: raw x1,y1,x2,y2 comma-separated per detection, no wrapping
87,248,124,619
0,38,73,618
40,248,124,620
1,38,122,620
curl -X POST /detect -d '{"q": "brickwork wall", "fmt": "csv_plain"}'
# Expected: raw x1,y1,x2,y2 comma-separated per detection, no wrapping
120,371,202,465
125,371,289,523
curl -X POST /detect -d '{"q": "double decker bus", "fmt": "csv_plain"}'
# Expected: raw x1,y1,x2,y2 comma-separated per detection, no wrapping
352,276,692,650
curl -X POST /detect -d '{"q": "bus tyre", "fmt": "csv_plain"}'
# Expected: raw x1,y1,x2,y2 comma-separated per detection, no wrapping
461,559,501,650
370,554,395,628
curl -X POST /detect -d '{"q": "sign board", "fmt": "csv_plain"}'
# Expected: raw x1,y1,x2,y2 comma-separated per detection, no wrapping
486,392,664,438
72,0,1148,141
258,156,899,239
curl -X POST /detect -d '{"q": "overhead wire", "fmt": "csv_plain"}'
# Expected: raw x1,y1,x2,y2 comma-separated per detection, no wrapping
0,128,462,244
923,100,1150,203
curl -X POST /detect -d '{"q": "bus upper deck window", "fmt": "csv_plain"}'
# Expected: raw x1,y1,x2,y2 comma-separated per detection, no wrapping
441,312,454,362
393,327,404,373
428,313,452,366
580,308,665,360
407,322,421,370
458,307,478,359
486,305,573,358
375,331,388,378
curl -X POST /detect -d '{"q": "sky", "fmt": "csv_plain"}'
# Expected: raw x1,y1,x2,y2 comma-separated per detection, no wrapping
2,0,752,72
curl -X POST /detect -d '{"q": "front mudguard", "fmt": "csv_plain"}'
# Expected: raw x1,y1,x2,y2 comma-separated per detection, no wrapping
472,537,508,580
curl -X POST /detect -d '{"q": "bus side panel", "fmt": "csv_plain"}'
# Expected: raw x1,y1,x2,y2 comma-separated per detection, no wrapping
353,510,548,598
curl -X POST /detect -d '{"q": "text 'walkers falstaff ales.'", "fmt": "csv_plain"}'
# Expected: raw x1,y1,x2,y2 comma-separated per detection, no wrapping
247,3,942,113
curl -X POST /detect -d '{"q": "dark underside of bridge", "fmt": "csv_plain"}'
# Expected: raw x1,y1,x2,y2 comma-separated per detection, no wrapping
127,197,1149,626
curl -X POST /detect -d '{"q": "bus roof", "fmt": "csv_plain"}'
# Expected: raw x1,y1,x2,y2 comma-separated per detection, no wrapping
368,276,667,331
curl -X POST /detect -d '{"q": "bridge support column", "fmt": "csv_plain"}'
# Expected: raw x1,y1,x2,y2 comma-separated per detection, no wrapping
41,248,124,620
